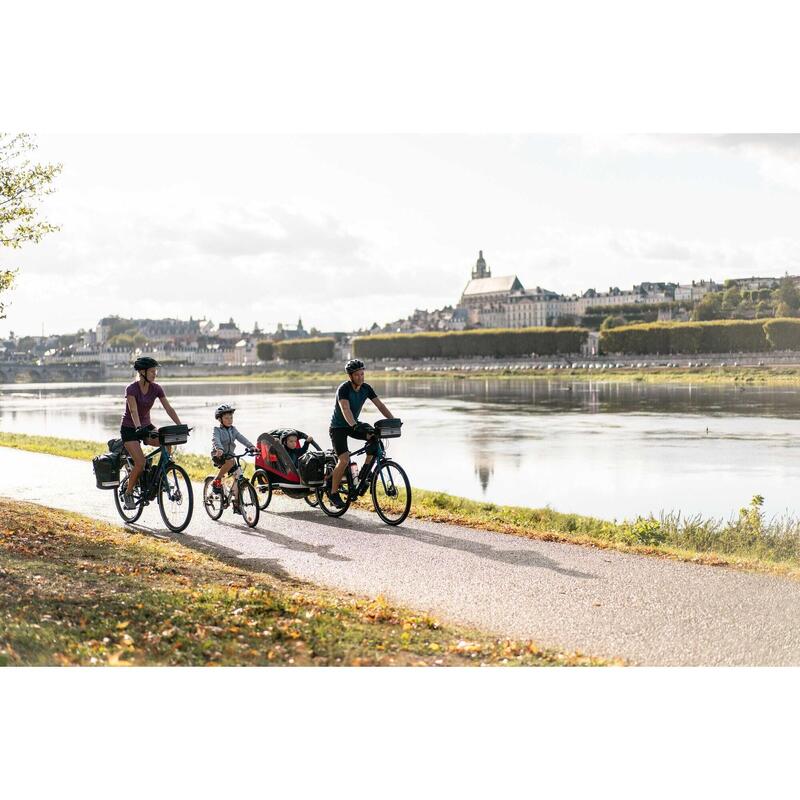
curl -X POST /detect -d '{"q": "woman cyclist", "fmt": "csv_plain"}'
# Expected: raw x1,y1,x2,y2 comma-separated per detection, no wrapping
120,356,184,509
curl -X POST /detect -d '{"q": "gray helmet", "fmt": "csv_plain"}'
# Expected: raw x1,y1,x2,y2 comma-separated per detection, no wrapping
214,403,236,420
345,358,365,374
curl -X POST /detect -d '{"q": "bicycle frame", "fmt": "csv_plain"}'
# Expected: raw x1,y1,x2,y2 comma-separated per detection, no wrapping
346,437,396,498
124,443,174,505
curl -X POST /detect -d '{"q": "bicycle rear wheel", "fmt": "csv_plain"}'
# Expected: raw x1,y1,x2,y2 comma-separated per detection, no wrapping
114,462,144,524
251,468,272,511
371,460,411,526
158,463,194,533
238,480,260,528
203,476,224,520
317,471,352,517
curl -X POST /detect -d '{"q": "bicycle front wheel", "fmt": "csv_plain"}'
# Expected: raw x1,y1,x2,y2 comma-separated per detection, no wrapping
114,462,144,524
158,463,194,533
238,480,260,528
371,460,411,526
251,468,272,511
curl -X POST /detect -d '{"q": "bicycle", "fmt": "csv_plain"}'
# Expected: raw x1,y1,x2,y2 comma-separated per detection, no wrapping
114,424,194,533
202,449,260,528
317,418,411,526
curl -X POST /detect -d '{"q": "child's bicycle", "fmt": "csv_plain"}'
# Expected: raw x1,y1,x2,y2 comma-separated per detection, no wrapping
318,418,411,526
202,448,260,528
114,425,194,533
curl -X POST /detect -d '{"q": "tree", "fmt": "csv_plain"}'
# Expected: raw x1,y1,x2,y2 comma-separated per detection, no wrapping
693,291,723,321
775,276,800,312
600,315,626,330
1,134,62,318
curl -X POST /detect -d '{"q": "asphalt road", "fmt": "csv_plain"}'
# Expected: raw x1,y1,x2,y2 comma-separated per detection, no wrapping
2,446,800,665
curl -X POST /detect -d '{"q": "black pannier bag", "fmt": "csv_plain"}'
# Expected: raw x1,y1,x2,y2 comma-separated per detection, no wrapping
375,418,402,438
297,451,326,485
93,452,121,489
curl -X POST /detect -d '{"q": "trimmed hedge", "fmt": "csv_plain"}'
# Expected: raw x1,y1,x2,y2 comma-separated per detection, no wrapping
763,319,800,350
599,319,772,355
353,327,588,359
275,337,335,361
256,341,274,361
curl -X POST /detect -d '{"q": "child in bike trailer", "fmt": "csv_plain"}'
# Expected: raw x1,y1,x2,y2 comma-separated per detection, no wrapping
211,403,255,513
280,429,315,469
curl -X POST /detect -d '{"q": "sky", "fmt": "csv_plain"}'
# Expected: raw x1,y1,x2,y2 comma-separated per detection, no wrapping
3,133,800,339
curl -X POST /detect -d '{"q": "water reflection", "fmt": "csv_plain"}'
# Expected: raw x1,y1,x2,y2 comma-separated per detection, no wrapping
3,378,800,520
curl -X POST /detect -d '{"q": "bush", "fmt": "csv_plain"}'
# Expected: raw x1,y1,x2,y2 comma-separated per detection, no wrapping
256,341,274,361
763,318,800,350
275,337,335,361
352,327,589,359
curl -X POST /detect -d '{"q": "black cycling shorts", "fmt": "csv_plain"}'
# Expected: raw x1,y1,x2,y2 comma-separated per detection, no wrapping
120,424,156,443
329,426,378,457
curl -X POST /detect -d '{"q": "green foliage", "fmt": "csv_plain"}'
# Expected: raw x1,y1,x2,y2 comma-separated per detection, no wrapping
776,276,800,310
107,331,147,349
693,291,723,321
600,315,626,331
275,337,335,361
0,133,62,318
353,327,588,359
763,318,800,350
256,340,275,361
600,319,770,354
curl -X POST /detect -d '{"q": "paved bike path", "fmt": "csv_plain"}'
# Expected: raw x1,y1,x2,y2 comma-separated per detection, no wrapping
3,447,800,665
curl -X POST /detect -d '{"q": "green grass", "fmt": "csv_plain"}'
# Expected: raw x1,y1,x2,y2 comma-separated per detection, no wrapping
3,430,800,578
164,365,800,387
0,499,604,666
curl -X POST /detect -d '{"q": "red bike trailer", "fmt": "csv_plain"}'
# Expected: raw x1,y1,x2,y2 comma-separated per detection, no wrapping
251,429,330,509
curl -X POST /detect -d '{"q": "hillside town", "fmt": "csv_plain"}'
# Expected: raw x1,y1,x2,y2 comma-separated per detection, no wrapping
2,250,799,365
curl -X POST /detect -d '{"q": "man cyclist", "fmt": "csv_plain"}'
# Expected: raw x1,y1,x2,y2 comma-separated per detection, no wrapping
120,356,184,510
328,358,395,509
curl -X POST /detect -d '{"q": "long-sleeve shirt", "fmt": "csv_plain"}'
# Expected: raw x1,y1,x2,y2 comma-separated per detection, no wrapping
211,425,254,456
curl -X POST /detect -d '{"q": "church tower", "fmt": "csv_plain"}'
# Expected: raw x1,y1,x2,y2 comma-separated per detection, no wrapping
471,250,491,280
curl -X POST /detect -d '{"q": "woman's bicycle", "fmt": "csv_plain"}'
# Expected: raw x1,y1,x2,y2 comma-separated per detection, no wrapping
114,425,194,533
202,449,260,528
317,418,411,526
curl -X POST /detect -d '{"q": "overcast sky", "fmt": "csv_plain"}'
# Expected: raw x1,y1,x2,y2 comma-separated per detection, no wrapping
3,133,800,338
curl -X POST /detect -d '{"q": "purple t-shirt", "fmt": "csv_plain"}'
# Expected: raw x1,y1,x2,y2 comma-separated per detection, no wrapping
121,381,165,428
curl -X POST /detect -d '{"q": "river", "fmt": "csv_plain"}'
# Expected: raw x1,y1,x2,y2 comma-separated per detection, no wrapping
2,377,799,521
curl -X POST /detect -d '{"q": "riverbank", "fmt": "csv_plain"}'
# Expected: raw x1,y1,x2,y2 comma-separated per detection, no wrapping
2,431,798,579
0,498,599,666
162,365,800,386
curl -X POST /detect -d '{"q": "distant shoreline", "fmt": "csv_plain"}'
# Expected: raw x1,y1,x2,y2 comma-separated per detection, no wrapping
7,363,800,386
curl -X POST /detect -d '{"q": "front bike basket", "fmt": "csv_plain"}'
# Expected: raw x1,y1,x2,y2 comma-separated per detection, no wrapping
159,424,190,445
375,418,402,438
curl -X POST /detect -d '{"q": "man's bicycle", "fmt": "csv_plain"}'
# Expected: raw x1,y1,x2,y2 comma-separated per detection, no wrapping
202,449,260,528
317,418,411,526
114,425,194,533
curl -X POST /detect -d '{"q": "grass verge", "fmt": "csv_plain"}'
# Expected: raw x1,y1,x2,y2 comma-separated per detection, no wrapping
0,499,604,666
2,431,800,579
162,366,800,386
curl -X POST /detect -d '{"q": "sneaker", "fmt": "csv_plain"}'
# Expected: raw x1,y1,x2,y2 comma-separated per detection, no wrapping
212,479,223,495
328,493,345,510
123,493,137,510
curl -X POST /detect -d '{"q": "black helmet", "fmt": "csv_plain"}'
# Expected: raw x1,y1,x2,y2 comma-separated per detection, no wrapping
345,358,365,374
214,403,236,420
133,356,159,372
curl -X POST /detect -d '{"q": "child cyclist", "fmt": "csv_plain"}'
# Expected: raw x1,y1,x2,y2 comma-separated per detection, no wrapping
211,403,256,512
